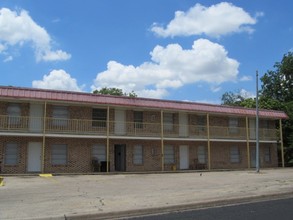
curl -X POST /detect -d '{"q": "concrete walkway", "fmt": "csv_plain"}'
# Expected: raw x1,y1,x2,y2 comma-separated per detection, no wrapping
0,169,293,220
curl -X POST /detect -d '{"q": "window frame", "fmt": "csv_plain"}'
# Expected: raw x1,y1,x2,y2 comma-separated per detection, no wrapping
197,115,206,131
92,144,106,162
4,143,19,165
51,144,67,165
52,106,69,127
230,146,240,163
264,146,271,163
134,111,143,129
7,103,21,125
133,144,143,165
229,117,239,134
163,113,174,131
164,145,175,164
197,146,206,164
92,108,107,127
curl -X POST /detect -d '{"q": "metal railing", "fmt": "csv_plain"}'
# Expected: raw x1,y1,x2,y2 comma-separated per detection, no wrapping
0,115,278,140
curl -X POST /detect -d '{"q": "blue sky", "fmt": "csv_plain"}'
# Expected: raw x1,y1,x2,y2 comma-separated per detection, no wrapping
0,1,292,103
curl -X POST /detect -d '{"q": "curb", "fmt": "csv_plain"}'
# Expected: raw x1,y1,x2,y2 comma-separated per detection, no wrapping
0,176,4,186
60,192,293,220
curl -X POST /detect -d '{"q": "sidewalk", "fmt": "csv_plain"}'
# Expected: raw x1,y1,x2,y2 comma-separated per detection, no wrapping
0,169,293,220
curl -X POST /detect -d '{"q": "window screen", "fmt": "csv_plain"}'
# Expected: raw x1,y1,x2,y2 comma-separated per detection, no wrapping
92,144,106,161
133,145,143,165
7,103,21,125
52,106,68,126
134,111,143,129
5,143,19,165
197,146,206,164
51,144,67,165
264,146,271,162
229,117,239,134
230,146,240,163
92,109,107,127
164,145,174,164
163,113,174,131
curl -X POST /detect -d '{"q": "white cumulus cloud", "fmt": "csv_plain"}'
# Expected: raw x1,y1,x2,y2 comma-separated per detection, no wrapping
32,69,83,92
92,39,239,99
239,89,255,99
0,8,71,62
151,2,260,38
239,75,252,81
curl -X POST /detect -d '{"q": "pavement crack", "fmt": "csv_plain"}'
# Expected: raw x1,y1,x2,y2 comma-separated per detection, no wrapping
97,197,105,206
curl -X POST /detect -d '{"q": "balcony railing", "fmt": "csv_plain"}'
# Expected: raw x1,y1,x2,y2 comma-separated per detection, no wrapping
0,115,278,141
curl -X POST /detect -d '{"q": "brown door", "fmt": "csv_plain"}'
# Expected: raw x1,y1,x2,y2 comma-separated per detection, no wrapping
115,144,126,171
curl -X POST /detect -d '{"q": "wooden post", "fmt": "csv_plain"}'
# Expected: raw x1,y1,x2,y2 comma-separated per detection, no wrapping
207,113,211,170
279,119,285,168
246,117,251,169
106,106,110,172
161,110,164,171
41,101,47,173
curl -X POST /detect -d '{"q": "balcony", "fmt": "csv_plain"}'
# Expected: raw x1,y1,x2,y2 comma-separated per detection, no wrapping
0,115,278,141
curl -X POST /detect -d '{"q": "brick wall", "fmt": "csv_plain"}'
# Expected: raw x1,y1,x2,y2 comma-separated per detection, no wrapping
0,135,279,174
0,136,42,174
0,101,281,174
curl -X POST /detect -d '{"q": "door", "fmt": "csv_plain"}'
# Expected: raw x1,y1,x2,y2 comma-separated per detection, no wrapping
179,113,188,137
250,146,256,168
29,103,44,132
27,142,42,172
114,144,126,171
249,118,256,140
115,109,126,135
179,145,189,169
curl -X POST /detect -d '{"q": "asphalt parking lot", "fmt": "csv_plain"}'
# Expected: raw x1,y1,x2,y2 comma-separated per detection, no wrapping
0,169,293,220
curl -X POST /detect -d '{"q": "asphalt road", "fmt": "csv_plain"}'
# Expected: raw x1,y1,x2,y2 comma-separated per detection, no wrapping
129,197,293,220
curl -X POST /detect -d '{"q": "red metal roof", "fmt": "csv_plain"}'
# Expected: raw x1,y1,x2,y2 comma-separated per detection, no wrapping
0,86,288,119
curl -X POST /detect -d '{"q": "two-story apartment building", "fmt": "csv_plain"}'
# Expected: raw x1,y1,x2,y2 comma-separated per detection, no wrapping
0,86,288,174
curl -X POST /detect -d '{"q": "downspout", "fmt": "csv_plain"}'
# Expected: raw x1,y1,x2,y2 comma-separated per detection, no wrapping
207,113,211,170
106,106,110,172
279,119,285,168
41,101,47,173
161,110,164,171
246,117,250,169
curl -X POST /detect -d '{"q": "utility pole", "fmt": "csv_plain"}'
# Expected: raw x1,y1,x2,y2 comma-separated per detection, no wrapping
256,71,260,173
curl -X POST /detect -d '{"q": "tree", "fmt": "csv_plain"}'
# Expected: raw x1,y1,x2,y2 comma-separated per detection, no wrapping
221,91,255,108
261,52,293,102
93,87,137,97
261,52,293,166
221,52,293,166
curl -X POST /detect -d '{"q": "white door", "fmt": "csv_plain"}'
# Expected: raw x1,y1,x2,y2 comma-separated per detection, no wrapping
179,145,189,169
27,142,42,172
249,118,256,140
115,109,126,135
179,113,188,137
29,103,44,132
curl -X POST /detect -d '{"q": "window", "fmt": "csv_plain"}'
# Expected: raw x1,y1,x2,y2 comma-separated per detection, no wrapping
230,146,240,163
51,144,67,165
92,108,107,127
52,106,68,126
133,145,143,165
5,143,19,165
134,111,143,129
163,113,174,131
197,146,206,164
264,146,271,163
92,144,106,162
197,115,206,131
229,117,239,134
7,103,21,125
164,145,174,164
